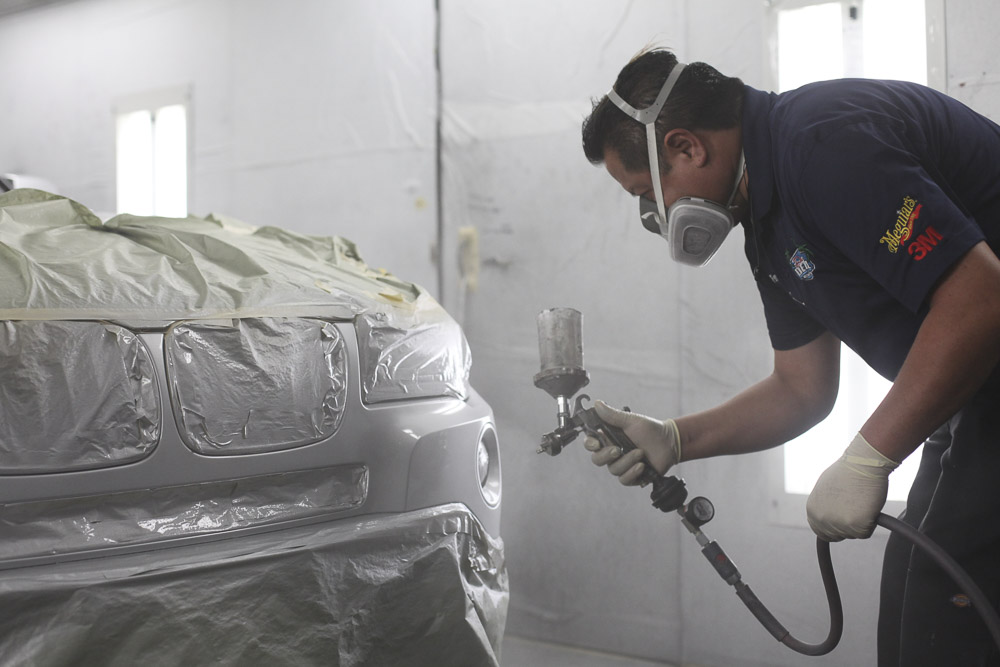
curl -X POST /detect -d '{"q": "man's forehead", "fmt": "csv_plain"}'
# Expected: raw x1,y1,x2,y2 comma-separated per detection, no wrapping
604,148,649,193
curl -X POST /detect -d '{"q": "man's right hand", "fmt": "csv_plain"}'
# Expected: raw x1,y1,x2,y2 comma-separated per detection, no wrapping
583,400,682,485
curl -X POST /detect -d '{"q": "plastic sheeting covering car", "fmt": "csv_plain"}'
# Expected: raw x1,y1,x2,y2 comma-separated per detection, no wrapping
166,318,348,454
0,188,470,401
0,190,416,322
0,320,160,473
0,465,369,565
0,504,508,666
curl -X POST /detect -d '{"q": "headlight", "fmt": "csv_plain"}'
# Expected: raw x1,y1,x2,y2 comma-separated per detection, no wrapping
355,311,471,403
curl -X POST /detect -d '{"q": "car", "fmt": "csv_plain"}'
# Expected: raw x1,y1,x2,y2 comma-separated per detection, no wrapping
0,188,507,666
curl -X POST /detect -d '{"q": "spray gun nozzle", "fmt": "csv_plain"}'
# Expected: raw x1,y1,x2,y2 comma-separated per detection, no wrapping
537,424,581,456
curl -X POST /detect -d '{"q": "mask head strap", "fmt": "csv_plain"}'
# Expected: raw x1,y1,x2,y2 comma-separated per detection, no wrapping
607,63,686,230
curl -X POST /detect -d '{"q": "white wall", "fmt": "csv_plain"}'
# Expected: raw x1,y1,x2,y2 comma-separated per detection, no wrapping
0,0,439,289
2,1,998,666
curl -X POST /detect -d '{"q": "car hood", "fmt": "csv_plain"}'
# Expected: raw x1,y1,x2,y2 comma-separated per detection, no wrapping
0,189,442,326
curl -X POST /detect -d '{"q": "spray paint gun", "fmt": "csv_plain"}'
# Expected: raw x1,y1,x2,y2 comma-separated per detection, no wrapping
533,308,708,520
532,307,1000,657
531,307,849,655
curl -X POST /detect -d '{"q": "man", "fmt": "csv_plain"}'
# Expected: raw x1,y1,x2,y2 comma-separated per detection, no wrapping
580,47,1000,666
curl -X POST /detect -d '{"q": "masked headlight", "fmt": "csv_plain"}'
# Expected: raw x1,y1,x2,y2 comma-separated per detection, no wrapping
355,311,471,403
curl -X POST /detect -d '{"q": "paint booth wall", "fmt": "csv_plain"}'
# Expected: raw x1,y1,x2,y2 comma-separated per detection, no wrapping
445,2,1000,666
2,1,1000,666
0,0,440,290
438,3,863,666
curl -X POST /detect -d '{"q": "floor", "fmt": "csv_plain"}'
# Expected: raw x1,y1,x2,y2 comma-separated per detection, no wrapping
501,635,676,667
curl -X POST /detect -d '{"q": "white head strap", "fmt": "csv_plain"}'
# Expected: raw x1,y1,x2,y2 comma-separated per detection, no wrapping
606,63,686,226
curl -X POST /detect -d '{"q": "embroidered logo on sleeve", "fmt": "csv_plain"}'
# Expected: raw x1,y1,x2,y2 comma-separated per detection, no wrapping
880,196,922,253
908,226,943,260
787,245,816,281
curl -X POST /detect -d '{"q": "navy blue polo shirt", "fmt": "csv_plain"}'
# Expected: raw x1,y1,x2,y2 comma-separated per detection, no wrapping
740,80,1000,380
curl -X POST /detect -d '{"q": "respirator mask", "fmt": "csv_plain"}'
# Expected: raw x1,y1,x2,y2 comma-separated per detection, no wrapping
607,63,745,266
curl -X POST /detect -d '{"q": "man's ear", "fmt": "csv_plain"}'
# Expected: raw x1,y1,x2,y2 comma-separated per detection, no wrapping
663,129,707,166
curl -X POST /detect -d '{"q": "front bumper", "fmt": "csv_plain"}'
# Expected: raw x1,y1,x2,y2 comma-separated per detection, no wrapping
0,503,508,667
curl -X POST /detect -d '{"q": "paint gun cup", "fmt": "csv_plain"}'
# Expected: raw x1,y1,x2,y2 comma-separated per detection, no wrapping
533,308,590,434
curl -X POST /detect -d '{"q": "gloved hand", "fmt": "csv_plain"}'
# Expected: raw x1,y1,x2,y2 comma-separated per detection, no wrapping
582,400,682,486
806,432,899,541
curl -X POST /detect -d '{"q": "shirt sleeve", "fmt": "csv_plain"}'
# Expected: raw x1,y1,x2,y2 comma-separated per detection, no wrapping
754,273,827,350
789,120,984,314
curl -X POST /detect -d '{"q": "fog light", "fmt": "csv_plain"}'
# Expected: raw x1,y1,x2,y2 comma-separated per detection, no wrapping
477,424,501,507
477,440,490,487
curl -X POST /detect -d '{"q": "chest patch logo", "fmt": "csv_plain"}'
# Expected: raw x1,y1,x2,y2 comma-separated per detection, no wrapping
880,196,922,253
787,245,816,281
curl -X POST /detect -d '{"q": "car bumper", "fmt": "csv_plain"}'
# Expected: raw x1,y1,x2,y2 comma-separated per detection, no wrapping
0,502,508,666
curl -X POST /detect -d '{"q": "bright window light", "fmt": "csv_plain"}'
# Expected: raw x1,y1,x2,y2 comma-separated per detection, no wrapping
116,103,187,217
863,0,927,83
777,0,928,501
784,351,921,500
152,105,188,218
116,110,154,216
777,3,843,93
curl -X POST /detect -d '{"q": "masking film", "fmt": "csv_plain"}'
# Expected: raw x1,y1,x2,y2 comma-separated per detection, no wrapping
0,189,426,325
165,318,348,454
0,504,507,667
0,465,368,564
357,310,471,403
0,189,470,402
0,320,160,473
0,188,505,664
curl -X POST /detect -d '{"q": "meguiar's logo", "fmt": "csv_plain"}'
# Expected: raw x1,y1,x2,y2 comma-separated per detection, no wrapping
880,196,922,253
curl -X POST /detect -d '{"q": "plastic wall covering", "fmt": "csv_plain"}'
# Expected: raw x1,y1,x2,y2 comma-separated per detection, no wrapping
0,465,367,565
166,318,347,455
0,320,159,473
0,503,508,667
357,310,471,403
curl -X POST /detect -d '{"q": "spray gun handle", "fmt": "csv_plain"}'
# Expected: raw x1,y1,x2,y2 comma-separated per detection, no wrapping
574,404,689,513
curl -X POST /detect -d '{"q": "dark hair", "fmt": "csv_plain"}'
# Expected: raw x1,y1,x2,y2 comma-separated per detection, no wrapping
582,47,744,172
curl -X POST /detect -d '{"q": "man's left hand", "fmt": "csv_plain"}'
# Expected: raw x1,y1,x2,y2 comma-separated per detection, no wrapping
806,433,900,541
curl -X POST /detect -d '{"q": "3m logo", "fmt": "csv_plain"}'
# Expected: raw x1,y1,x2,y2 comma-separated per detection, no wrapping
880,196,922,253
908,226,943,261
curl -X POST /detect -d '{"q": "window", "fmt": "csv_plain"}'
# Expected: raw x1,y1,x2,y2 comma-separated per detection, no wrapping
769,0,943,505
775,0,931,93
115,87,189,217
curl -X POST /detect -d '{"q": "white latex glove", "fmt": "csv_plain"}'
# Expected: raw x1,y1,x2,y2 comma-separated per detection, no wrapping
582,400,682,486
806,432,899,541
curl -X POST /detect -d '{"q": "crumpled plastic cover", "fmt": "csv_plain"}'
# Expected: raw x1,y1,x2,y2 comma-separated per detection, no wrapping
0,189,436,325
0,503,508,667
0,187,469,404
0,465,368,564
357,310,472,403
166,318,348,454
0,320,160,473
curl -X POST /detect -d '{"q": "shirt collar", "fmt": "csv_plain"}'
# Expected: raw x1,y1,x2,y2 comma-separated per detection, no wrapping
740,85,779,223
